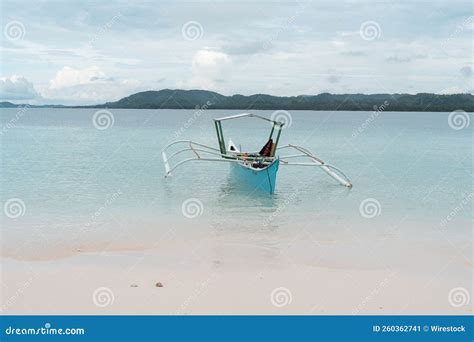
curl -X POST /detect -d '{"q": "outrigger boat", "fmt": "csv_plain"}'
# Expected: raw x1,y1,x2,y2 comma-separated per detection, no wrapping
162,113,352,193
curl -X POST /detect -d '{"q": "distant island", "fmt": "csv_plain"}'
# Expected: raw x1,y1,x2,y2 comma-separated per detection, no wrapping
1,89,473,112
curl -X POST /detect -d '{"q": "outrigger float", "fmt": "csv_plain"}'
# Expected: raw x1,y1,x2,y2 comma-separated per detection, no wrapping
162,113,352,193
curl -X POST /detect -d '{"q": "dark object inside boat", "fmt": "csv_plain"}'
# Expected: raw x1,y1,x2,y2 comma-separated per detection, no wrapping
248,139,275,168
252,160,266,169
259,139,274,157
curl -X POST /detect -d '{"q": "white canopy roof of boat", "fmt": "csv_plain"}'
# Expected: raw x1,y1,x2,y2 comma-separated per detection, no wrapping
214,113,284,126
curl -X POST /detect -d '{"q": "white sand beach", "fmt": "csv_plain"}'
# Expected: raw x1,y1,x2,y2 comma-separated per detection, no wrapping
1,230,471,315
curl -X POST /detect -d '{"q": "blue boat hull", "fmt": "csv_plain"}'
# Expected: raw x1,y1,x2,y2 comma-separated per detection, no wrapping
230,159,279,194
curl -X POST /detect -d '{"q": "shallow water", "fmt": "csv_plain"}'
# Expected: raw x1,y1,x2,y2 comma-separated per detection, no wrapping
1,108,472,265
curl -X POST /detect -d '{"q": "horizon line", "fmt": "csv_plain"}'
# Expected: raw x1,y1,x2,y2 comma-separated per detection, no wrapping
2,88,473,107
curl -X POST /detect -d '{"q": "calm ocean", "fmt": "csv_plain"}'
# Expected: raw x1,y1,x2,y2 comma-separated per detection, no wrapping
1,108,471,265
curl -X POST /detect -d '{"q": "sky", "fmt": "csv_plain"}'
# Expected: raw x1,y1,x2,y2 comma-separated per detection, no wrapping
0,0,472,105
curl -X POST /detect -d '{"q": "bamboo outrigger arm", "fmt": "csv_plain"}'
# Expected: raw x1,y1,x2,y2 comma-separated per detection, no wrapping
162,140,224,177
278,144,352,188
164,157,239,177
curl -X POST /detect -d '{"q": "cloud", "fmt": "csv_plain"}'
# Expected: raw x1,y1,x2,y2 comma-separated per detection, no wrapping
460,66,472,78
182,50,231,90
39,66,145,104
325,69,342,84
191,50,230,71
340,51,367,57
49,66,107,89
330,40,345,47
327,75,340,83
0,75,39,100
40,80,143,104
385,53,427,63
222,41,268,55
385,55,412,63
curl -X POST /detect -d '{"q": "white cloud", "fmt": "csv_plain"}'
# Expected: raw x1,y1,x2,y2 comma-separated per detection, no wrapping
0,75,39,100
38,66,144,104
40,80,143,104
191,50,230,73
49,66,106,89
182,50,231,90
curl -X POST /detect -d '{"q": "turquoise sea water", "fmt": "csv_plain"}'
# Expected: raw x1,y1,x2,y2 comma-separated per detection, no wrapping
1,108,472,265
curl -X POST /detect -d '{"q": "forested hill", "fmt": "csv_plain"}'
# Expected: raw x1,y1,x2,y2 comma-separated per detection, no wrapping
2,90,473,112
99,90,474,112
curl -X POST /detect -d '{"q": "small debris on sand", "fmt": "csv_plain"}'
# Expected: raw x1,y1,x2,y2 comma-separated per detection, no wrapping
131,284,138,288
155,282,164,288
